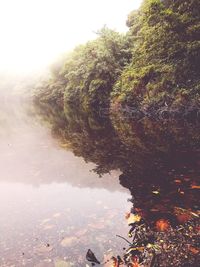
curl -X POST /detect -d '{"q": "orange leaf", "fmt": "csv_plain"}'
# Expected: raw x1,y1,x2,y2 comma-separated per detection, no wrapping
155,219,170,231
191,185,200,189
189,246,199,255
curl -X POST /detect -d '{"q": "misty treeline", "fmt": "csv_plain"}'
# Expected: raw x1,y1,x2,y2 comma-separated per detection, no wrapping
34,0,200,117
33,0,200,173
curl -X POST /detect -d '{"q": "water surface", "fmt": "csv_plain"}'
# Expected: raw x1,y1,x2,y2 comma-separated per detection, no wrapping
0,95,130,267
0,86,199,267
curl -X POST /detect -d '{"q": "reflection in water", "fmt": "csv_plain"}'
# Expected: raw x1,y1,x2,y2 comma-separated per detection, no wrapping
0,183,129,267
0,91,130,267
33,97,200,266
0,79,199,266
0,95,124,191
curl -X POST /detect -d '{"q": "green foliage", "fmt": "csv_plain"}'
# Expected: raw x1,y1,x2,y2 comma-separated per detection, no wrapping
33,0,200,176
62,27,131,114
112,0,200,111
34,0,200,117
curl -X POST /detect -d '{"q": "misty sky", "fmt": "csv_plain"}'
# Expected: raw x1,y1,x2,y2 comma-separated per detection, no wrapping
0,0,142,74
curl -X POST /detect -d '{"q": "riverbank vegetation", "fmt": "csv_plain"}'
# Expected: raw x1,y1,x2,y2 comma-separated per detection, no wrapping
33,1,200,265
34,0,200,174
34,0,200,116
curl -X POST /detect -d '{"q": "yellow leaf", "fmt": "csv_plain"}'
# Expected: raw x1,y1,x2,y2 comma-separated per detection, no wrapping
127,213,141,224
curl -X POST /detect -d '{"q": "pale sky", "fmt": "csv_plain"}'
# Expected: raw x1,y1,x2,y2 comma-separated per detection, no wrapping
0,0,142,74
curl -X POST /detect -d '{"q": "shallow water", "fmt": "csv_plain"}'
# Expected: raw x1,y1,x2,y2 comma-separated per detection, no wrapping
0,96,131,267
0,88,199,267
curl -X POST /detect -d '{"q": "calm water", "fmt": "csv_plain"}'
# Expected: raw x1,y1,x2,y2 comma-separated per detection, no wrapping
0,97,131,267
0,91,199,266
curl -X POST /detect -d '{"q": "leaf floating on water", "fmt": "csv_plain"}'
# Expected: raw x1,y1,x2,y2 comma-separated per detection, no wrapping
86,249,100,264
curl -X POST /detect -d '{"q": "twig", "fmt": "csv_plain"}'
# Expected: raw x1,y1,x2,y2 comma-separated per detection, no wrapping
116,235,132,245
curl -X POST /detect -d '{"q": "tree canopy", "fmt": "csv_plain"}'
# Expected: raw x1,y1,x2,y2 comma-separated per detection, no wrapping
112,0,200,114
35,0,200,119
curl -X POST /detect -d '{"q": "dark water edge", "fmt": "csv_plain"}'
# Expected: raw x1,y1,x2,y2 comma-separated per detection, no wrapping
32,99,200,266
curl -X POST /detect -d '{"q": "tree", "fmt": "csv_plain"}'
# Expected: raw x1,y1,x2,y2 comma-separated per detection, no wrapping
111,0,200,113
62,27,131,115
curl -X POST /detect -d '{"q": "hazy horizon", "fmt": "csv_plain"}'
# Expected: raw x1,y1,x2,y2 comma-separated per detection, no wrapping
0,0,142,76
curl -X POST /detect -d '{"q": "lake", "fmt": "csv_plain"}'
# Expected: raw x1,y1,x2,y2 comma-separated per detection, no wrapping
0,93,199,267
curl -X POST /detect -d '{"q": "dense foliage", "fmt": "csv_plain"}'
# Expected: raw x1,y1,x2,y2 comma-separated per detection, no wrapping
33,3,200,265
34,27,131,116
34,0,200,124
112,0,200,114
34,0,200,172
63,28,131,113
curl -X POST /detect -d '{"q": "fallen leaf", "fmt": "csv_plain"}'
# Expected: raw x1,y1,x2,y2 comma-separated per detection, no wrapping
127,214,141,225
155,219,170,231
188,246,199,255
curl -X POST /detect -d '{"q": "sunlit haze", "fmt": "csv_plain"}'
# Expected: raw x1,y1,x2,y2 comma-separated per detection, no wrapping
0,0,142,74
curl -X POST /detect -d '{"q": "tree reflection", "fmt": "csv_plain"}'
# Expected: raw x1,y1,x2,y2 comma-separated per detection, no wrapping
33,101,200,266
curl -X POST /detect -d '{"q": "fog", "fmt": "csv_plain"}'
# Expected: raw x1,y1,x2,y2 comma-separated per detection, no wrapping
0,0,142,74
0,76,131,266
0,2,144,265
0,75,126,192
0,1,143,177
